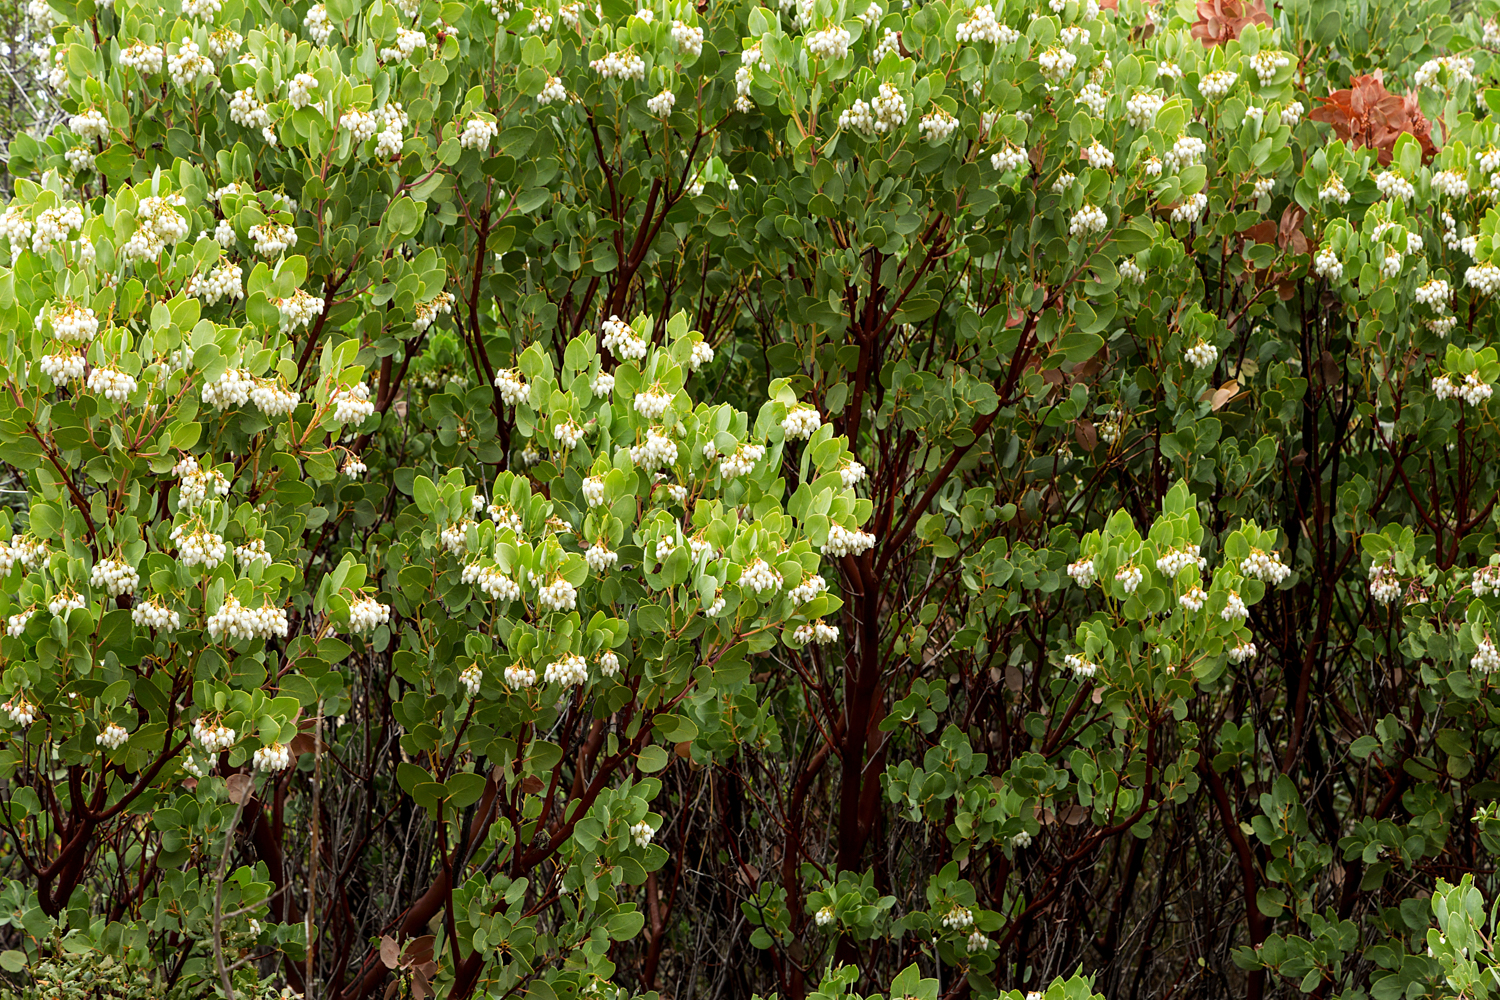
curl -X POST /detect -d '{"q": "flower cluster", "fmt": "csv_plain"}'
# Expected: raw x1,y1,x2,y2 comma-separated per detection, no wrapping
202,368,253,410
741,558,784,594
689,340,714,370
193,717,238,752
1080,141,1113,170
1314,245,1343,280
535,574,578,611
553,418,584,449
171,524,227,568
1179,586,1207,611
585,542,619,572
1038,46,1077,82
132,598,181,630
1070,204,1108,236
1184,342,1218,369
1415,54,1475,88
248,222,297,257
991,143,1028,172
1156,544,1203,576
671,19,703,55
3,698,36,726
254,743,293,771
166,39,214,88
86,366,138,403
956,3,1004,44
1474,636,1500,674
235,539,273,568
504,663,538,688
174,457,232,509
348,596,391,633
918,109,959,142
460,116,499,151
1198,70,1238,100
207,595,290,641
1227,641,1258,664
1375,171,1416,201
788,574,828,604
96,723,129,750
1368,563,1401,605
463,563,522,600
119,42,165,74
544,653,589,686
1433,169,1470,198
1431,372,1493,405
939,906,974,930
793,620,840,644
1124,90,1165,129
90,558,139,596
822,524,876,557
0,536,45,576
187,262,245,305
646,88,676,116
39,353,84,384
250,379,300,417
630,427,679,469
1067,557,1097,587
1064,653,1098,677
582,476,606,506
601,315,647,359
5,610,31,637
275,289,324,333
495,368,529,405
1240,549,1291,584
782,404,821,439
635,386,674,420
806,23,851,59
229,88,272,132
1250,50,1289,85
591,48,646,80
47,591,86,617
121,194,190,263
1466,263,1500,297
332,383,375,425
287,72,318,108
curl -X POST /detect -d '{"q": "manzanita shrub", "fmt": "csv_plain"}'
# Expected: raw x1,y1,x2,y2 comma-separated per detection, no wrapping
11,0,1500,993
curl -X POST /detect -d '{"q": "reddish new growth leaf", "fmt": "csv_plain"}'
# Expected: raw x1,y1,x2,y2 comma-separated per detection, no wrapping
1190,0,1271,46
1307,71,1439,165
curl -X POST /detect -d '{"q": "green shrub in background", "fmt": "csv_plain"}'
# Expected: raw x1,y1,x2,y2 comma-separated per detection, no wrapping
5,0,1500,995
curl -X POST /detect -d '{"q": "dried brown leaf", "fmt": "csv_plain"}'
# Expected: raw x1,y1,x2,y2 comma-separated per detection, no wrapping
225,773,254,805
405,935,435,967
1308,71,1438,165
1190,0,1270,46
1074,419,1098,452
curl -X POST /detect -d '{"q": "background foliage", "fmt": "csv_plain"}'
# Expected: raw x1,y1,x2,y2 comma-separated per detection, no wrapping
5,0,1500,996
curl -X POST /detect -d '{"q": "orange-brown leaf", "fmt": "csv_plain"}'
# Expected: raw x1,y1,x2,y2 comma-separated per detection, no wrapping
1309,71,1438,166
1190,0,1270,46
